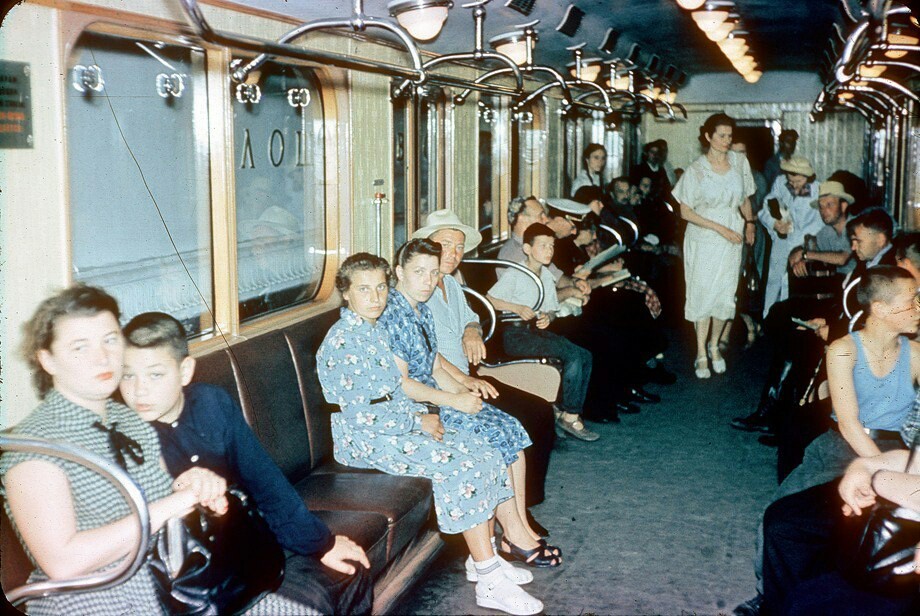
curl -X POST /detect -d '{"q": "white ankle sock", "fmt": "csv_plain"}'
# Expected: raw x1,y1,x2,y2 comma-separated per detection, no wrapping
474,555,502,580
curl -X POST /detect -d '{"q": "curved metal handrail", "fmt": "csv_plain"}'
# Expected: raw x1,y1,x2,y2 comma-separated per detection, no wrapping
857,76,920,105
393,51,524,99
461,258,544,312
0,435,150,607
460,285,497,342
842,275,862,319
177,0,427,84
618,215,640,244
849,309,864,333
598,224,624,246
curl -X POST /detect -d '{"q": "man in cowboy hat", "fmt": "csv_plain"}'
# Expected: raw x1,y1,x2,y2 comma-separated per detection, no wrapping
787,180,855,279
413,209,556,513
758,155,824,318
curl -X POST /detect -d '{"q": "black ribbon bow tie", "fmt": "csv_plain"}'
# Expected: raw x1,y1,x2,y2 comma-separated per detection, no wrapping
92,421,145,470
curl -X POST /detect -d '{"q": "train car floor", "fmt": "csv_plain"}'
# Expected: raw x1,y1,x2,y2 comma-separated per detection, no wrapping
393,326,778,615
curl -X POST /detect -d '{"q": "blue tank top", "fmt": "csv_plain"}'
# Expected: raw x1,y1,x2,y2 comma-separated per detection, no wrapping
847,332,914,431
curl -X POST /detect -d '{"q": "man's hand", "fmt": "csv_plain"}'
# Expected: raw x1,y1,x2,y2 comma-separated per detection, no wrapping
420,413,445,441
462,375,499,400
839,462,876,517
806,317,829,341
173,467,228,515
450,391,483,414
462,327,487,366
535,312,552,330
574,278,592,296
510,304,536,321
572,266,590,281
320,535,371,575
788,248,808,277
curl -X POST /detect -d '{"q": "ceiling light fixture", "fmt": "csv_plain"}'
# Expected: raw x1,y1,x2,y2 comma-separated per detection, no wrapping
706,20,736,42
607,75,630,90
743,70,762,83
838,91,855,100
489,31,530,66
857,64,887,78
568,58,602,82
884,28,919,59
388,0,453,42
691,10,729,33
676,0,706,9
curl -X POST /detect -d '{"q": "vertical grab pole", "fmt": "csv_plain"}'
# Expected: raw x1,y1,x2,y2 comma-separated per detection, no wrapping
374,190,387,256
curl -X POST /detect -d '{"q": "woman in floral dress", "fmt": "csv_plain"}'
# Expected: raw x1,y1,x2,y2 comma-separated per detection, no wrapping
317,253,544,616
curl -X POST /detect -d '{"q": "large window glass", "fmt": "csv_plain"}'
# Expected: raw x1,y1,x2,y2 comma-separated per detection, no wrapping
232,62,325,322
478,96,499,245
392,96,409,252
516,100,547,198
417,91,442,225
68,32,214,336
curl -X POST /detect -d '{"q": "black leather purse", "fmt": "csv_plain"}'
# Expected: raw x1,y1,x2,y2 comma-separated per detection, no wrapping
149,488,285,615
839,439,920,596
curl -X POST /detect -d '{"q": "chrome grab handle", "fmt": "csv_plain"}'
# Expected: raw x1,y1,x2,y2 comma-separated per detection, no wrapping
460,285,497,342
461,258,544,312
0,435,150,607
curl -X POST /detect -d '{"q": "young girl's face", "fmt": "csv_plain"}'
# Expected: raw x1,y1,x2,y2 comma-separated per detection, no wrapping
38,311,124,407
343,268,390,322
586,149,607,174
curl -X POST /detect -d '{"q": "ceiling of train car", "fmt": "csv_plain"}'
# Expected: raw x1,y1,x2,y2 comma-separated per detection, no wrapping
236,0,846,79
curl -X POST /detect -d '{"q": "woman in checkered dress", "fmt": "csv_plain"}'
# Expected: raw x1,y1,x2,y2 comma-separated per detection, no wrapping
0,286,306,615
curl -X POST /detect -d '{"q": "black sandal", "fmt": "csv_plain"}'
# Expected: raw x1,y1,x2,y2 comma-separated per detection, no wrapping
538,538,562,558
500,539,562,568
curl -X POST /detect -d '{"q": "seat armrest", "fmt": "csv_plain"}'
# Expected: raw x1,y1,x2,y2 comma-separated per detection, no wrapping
475,358,562,403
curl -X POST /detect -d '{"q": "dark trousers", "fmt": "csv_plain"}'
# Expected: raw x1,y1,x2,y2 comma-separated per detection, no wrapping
501,326,592,415
478,376,555,506
277,553,373,616
761,481,915,616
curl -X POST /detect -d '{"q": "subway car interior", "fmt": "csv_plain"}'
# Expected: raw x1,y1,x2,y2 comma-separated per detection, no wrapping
1,0,919,614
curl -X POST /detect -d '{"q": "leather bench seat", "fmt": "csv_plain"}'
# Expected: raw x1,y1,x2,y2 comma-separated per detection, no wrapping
311,510,390,577
297,472,432,563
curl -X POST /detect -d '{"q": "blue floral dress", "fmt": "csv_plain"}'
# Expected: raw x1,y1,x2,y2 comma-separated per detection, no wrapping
379,289,532,466
317,308,513,535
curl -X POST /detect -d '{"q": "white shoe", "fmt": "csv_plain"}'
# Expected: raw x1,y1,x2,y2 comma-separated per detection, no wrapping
694,357,711,379
465,554,533,585
708,344,727,374
476,572,543,615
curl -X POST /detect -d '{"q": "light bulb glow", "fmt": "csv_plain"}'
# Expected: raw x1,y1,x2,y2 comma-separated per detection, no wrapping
838,91,855,100
743,70,762,83
608,75,630,90
494,40,528,66
858,64,887,78
706,21,735,42
692,10,729,33
676,0,706,9
884,32,919,59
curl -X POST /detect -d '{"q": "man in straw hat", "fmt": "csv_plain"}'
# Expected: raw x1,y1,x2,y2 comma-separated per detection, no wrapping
412,209,556,522
758,155,824,318
787,180,855,279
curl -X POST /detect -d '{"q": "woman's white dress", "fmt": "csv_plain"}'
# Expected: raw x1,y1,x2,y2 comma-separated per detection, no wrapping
570,169,605,197
672,150,756,322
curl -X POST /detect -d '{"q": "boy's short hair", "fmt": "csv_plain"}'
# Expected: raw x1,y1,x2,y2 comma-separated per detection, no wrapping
395,238,442,270
123,312,189,361
846,207,894,240
856,265,915,311
335,252,391,294
894,232,920,269
22,284,121,397
523,222,555,246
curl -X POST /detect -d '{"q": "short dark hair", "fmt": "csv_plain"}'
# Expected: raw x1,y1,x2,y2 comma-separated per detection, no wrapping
856,265,915,311
779,129,799,141
577,213,600,235
572,185,610,209
699,113,735,148
507,195,542,228
22,285,121,397
335,253,391,294
523,222,555,246
610,176,631,190
396,238,442,270
123,312,189,361
846,207,894,241
894,232,920,269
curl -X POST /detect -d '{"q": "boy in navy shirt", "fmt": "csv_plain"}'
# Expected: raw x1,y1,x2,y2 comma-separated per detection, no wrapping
120,312,372,615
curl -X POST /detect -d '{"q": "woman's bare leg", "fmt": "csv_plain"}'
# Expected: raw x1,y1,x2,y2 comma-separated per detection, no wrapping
694,319,711,361
463,521,495,562
507,455,541,542
710,318,727,351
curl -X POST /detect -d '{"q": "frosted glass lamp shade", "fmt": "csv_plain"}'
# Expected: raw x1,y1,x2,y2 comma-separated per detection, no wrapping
676,0,706,9
692,10,729,33
388,0,451,42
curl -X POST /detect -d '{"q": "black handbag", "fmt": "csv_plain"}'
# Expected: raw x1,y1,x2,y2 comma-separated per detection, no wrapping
838,439,920,596
149,488,286,615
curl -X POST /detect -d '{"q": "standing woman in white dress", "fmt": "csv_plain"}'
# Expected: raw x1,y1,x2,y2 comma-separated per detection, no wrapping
672,113,756,378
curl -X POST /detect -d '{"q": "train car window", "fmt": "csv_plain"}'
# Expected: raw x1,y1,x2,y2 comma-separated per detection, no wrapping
392,96,409,253
516,99,547,198
417,91,442,226
232,62,325,323
477,96,498,245
67,32,214,337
